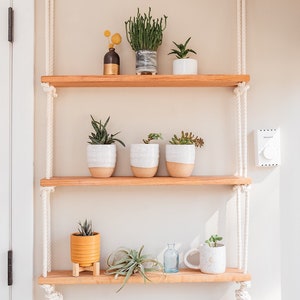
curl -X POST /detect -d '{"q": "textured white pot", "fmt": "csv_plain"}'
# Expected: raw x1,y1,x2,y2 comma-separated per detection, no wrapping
184,243,226,274
130,144,159,177
172,58,198,75
87,144,116,178
165,144,195,177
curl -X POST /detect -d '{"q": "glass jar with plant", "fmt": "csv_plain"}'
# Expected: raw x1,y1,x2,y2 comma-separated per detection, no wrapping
168,37,198,75
125,7,167,75
166,131,204,177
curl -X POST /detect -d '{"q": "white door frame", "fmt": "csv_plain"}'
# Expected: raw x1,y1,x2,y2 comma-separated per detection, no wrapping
0,0,34,299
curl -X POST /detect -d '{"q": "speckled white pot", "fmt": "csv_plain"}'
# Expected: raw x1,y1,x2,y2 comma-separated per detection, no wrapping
165,144,195,177
184,243,226,274
172,58,198,75
130,144,159,177
87,144,116,178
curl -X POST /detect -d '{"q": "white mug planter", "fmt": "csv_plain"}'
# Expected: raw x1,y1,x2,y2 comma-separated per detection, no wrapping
184,243,226,274
87,144,116,178
130,144,159,177
172,58,198,75
165,144,195,177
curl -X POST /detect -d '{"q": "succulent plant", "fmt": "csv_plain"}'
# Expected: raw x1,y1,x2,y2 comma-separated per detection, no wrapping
125,7,168,51
168,37,197,59
169,131,204,148
106,245,163,292
205,234,223,247
88,115,125,146
142,132,163,144
76,219,94,236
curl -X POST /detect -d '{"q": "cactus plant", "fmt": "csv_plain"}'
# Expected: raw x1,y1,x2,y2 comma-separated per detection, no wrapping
169,131,204,148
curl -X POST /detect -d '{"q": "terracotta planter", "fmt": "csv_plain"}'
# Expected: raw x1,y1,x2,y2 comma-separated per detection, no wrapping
165,144,195,177
70,232,100,267
130,144,159,177
87,144,116,177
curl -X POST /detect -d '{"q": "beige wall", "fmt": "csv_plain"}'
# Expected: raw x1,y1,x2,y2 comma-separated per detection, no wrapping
34,0,300,299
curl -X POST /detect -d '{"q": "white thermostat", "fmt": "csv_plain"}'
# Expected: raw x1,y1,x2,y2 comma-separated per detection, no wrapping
254,128,281,167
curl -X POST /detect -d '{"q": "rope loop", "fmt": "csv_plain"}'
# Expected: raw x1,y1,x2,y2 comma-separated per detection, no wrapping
234,82,250,98
42,83,58,98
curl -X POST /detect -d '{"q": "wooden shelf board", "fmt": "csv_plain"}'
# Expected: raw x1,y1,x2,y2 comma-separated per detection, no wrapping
40,175,251,187
38,268,251,285
41,74,250,88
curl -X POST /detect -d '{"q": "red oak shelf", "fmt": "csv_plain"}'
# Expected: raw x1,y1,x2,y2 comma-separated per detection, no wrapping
41,74,250,88
38,268,251,285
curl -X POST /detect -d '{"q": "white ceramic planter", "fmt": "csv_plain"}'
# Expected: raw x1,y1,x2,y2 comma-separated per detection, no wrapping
130,144,159,177
172,58,198,75
165,144,195,177
184,243,226,274
87,144,116,178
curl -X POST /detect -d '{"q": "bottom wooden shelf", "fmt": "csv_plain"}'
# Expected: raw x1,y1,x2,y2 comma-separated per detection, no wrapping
38,268,251,285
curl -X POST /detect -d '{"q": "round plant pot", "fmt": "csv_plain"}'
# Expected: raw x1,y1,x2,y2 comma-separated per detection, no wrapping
184,243,226,274
136,50,157,75
172,58,198,75
165,144,195,177
130,144,159,177
87,144,116,178
70,232,100,267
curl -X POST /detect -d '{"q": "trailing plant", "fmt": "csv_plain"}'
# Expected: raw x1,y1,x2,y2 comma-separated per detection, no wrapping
205,234,223,247
106,245,163,292
125,7,168,51
75,219,94,236
142,132,163,144
168,37,197,59
169,131,204,148
88,115,125,147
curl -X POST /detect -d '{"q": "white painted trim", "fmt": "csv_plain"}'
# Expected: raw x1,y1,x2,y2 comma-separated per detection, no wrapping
0,0,12,298
10,0,34,299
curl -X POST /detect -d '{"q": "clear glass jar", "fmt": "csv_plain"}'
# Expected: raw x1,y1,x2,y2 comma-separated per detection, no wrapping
163,243,179,273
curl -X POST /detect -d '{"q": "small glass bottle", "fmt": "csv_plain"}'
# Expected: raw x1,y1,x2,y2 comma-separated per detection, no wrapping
163,243,179,273
103,48,120,75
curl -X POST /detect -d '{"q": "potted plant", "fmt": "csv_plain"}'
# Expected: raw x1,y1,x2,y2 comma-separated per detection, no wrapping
106,245,163,292
125,7,168,75
166,131,204,177
130,133,163,178
168,37,198,75
184,234,226,274
70,219,100,276
87,115,125,178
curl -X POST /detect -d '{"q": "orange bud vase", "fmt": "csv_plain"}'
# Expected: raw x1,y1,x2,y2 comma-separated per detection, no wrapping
70,232,100,267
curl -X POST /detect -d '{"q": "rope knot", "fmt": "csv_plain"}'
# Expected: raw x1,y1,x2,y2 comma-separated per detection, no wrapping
234,82,250,98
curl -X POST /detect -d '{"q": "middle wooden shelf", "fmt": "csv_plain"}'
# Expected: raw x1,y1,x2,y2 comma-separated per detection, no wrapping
40,175,251,187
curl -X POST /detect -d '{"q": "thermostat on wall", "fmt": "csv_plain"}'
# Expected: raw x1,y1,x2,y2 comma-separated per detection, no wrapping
254,128,281,167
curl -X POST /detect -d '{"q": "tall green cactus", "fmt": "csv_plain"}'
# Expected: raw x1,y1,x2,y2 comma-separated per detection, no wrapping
125,7,167,51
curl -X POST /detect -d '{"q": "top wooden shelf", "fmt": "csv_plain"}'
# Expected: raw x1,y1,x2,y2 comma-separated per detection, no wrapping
41,74,250,88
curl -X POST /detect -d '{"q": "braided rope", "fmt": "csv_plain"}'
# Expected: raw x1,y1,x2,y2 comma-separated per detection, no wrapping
235,186,243,269
242,186,251,272
45,0,55,75
41,284,63,300
41,187,55,277
235,281,251,300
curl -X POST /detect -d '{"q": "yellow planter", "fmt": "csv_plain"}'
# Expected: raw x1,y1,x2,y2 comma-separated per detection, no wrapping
70,232,100,267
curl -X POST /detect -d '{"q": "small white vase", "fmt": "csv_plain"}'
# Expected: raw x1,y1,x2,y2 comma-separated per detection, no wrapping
165,144,195,177
130,144,159,177
172,58,198,75
87,144,116,178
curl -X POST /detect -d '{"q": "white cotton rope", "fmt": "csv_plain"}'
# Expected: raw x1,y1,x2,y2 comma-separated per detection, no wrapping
236,186,243,269
43,0,56,278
